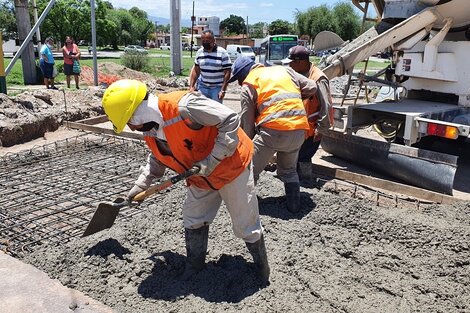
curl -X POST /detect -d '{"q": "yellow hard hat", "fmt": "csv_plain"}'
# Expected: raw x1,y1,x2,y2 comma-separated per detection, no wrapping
102,79,147,133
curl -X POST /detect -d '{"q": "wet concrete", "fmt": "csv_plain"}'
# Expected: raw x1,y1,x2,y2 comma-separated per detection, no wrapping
21,170,470,313
0,252,113,313
3,79,470,313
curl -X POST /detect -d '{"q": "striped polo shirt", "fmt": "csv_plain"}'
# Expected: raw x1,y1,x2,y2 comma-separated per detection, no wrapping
195,45,232,87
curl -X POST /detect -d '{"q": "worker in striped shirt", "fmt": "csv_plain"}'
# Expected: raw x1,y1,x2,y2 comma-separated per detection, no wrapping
189,30,232,103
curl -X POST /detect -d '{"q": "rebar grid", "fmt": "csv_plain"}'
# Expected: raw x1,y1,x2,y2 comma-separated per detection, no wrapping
0,134,152,257
317,177,434,209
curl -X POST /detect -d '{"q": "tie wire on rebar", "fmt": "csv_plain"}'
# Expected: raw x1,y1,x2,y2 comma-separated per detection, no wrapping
0,134,169,257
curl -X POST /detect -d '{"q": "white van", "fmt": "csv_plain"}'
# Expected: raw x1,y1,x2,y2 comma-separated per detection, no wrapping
226,45,255,62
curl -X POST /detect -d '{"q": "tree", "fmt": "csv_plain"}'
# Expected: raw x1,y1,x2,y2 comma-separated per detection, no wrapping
35,0,155,49
220,14,245,35
0,0,16,40
332,2,360,41
36,0,108,45
156,24,170,33
296,5,336,40
249,22,267,38
129,6,146,19
268,19,291,35
295,3,361,43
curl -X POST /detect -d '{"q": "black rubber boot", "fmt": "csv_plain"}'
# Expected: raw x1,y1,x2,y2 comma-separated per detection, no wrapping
179,225,209,281
245,234,270,285
284,182,301,213
297,162,313,181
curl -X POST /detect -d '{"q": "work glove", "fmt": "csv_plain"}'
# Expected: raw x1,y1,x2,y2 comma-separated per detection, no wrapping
193,154,221,177
127,184,146,205
127,153,165,205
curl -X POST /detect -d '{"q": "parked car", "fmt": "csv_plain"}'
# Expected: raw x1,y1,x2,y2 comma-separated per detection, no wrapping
184,44,199,51
226,45,255,62
124,45,148,54
160,44,170,50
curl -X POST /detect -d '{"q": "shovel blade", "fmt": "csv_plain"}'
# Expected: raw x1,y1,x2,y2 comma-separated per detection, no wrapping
82,198,127,237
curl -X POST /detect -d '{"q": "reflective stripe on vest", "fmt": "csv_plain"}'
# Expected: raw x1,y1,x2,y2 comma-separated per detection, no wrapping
244,66,309,131
145,91,253,190
258,92,302,113
257,108,307,127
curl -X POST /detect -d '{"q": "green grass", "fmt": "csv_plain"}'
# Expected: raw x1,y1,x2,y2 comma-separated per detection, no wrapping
4,52,390,86
4,54,196,86
311,56,390,71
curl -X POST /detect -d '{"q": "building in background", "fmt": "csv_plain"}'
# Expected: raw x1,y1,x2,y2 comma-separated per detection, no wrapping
192,16,220,36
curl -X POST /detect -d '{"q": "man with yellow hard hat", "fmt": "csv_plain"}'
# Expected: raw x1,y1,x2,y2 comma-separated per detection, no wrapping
102,79,269,284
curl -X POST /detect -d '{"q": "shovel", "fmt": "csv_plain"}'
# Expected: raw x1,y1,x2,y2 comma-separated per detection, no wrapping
82,167,200,237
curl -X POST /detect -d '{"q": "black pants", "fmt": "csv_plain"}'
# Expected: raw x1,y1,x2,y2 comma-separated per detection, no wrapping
298,137,321,162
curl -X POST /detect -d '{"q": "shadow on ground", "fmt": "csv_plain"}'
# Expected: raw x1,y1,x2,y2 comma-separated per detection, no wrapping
137,251,266,303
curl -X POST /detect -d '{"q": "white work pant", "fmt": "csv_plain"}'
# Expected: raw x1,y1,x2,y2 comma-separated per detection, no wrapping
252,128,305,184
183,163,262,243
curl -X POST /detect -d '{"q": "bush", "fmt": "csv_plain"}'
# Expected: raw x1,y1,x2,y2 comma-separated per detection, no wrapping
55,63,64,73
121,51,150,72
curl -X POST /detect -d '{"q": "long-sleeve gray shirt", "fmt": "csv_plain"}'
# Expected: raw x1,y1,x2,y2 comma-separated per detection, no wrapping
307,63,333,131
137,92,241,185
240,65,318,139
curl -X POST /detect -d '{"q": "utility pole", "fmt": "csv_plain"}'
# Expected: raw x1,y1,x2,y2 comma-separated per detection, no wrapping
155,21,158,47
190,1,195,58
0,32,6,94
170,0,182,75
90,0,98,86
246,16,249,45
14,0,37,84
6,0,55,78
31,0,42,51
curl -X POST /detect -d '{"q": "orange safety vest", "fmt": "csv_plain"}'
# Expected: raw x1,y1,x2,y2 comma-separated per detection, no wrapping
144,91,253,190
305,66,334,139
243,66,309,131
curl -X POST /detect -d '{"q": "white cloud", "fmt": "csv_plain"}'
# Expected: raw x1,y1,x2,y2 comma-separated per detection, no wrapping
259,3,273,7
106,0,304,23
107,0,250,20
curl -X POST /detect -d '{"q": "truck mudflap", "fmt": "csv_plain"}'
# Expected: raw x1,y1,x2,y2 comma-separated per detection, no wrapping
320,130,458,195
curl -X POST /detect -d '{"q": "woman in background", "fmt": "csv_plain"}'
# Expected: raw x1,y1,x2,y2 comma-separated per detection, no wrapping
62,36,81,89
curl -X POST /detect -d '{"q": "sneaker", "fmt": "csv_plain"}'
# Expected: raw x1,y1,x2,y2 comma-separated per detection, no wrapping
50,86,58,90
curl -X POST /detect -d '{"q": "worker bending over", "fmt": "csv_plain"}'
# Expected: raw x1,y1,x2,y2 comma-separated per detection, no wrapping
102,80,269,284
228,57,317,213
282,46,334,181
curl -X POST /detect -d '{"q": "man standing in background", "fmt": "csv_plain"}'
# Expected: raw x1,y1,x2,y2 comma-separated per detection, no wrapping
189,30,231,103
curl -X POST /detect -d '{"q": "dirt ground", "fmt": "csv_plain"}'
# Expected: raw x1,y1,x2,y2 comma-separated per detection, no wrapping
3,63,470,312
0,63,188,147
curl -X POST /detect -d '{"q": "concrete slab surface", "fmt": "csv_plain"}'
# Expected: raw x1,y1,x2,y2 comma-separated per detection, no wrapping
0,252,114,313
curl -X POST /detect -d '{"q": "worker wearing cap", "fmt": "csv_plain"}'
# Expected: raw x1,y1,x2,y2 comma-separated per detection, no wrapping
102,80,269,284
282,46,334,181
228,57,318,213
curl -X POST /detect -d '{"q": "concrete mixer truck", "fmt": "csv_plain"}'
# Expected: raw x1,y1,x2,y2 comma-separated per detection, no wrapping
318,0,470,195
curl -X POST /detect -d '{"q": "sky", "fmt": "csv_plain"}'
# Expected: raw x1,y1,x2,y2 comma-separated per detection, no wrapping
107,0,348,24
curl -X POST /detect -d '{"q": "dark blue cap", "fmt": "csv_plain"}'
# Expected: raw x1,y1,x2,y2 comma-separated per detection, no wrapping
228,56,255,83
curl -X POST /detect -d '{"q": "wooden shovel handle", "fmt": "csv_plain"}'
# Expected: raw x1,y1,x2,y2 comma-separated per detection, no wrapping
132,167,200,202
